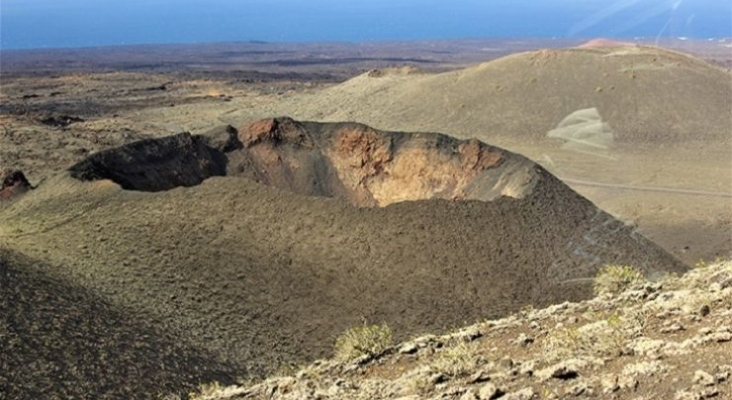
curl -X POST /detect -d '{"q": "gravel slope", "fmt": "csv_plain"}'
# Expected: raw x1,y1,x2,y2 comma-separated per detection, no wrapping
203,260,732,400
0,250,239,400
0,120,686,398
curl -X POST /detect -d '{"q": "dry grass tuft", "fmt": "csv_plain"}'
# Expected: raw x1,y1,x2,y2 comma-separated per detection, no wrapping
334,323,393,361
188,381,223,400
428,341,479,378
593,265,646,296
543,309,646,361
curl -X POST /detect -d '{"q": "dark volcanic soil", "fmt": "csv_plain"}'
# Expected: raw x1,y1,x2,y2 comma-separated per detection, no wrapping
0,250,238,399
0,118,686,399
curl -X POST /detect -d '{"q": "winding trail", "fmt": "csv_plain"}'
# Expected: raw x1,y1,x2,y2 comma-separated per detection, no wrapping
560,177,732,198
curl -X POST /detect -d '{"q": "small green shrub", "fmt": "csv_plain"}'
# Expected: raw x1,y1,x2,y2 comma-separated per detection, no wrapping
334,323,392,361
593,265,645,296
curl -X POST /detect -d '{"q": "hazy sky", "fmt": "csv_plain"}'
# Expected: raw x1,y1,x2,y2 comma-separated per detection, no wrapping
2,0,730,49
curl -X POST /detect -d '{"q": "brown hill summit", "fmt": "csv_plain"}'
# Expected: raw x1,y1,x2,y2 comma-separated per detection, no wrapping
0,118,685,398
264,44,730,146
578,38,637,48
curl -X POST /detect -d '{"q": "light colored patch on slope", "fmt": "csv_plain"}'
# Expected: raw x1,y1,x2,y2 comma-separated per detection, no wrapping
547,107,615,158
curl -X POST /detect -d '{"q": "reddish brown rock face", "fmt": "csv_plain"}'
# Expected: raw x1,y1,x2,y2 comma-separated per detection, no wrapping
331,125,392,178
235,118,526,207
0,170,31,201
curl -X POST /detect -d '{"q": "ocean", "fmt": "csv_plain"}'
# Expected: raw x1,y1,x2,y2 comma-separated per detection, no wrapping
1,0,730,50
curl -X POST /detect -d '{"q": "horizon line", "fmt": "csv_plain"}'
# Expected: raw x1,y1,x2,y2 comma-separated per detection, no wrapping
3,35,730,52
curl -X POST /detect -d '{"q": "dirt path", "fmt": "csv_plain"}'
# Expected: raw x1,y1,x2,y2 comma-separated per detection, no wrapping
561,177,732,198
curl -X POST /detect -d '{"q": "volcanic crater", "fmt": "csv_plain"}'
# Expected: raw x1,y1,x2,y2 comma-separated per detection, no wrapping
68,117,544,207
1,117,687,399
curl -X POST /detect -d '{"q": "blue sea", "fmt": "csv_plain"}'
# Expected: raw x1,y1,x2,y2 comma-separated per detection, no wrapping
1,0,730,50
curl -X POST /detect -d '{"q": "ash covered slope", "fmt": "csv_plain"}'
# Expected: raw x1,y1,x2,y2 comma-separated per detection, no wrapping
0,118,684,396
249,44,732,266
267,44,732,146
0,250,238,400
208,260,732,400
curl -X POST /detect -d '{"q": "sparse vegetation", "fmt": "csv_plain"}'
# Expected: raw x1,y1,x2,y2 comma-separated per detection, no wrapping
428,341,479,378
174,260,732,400
542,326,585,361
189,381,223,400
543,309,646,361
695,256,724,269
686,293,714,316
334,323,393,361
593,264,646,296
409,374,434,396
274,361,302,378
519,303,535,316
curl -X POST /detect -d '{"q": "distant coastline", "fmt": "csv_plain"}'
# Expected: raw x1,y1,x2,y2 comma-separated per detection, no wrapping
1,36,730,53
2,0,729,50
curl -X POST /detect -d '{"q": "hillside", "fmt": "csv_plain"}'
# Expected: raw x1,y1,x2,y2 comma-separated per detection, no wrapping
195,260,732,400
260,44,731,146
0,249,238,399
229,43,732,265
0,118,686,398
1,43,728,265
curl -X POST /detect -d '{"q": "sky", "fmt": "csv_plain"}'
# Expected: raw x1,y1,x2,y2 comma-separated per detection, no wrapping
1,0,730,50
